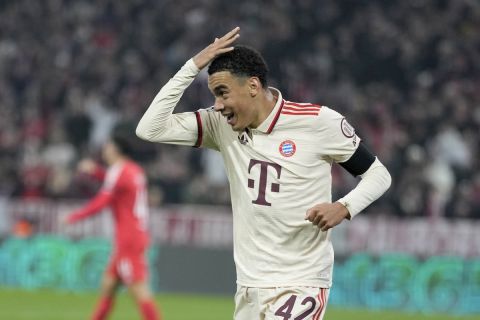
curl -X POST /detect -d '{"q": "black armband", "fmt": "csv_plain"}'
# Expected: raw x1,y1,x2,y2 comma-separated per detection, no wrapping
339,142,376,177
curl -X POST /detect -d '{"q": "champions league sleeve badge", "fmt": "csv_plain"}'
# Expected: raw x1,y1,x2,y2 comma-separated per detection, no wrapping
341,118,355,138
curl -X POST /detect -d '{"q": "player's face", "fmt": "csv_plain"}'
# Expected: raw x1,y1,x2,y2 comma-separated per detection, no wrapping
208,71,258,131
102,141,118,166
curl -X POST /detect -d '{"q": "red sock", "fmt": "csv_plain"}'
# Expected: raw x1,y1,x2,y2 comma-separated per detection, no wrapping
91,296,114,320
139,300,161,320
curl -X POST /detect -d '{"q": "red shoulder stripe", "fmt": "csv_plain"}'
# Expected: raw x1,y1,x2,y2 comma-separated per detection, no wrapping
281,111,319,116
284,101,322,108
283,106,321,112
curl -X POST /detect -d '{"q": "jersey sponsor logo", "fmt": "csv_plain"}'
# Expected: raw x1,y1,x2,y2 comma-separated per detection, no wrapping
279,140,296,157
341,118,355,138
248,159,282,206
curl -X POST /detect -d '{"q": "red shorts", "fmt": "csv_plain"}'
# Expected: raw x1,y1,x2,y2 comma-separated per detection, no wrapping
106,246,148,284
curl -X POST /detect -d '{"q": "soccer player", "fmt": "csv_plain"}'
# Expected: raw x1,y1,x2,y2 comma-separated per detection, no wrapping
64,133,161,320
136,27,391,320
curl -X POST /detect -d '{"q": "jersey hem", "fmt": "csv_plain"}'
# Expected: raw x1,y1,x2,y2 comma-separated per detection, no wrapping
236,280,332,289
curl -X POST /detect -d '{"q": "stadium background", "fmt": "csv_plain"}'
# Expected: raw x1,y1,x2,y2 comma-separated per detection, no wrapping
0,0,479,319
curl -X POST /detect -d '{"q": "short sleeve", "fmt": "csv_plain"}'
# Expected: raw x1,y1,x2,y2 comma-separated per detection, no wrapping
317,107,361,163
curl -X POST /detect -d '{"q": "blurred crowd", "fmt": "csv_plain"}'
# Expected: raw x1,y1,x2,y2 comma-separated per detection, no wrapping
0,0,478,219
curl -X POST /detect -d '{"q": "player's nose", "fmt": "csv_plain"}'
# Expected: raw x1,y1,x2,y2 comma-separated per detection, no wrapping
214,99,224,111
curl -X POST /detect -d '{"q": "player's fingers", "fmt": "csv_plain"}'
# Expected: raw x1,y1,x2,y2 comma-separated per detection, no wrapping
219,34,240,48
305,208,315,220
318,217,329,229
217,47,235,54
221,26,240,40
320,221,333,232
313,214,323,226
210,34,238,54
215,30,239,47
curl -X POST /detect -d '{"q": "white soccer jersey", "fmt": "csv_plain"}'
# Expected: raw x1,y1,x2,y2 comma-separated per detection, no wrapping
137,60,361,288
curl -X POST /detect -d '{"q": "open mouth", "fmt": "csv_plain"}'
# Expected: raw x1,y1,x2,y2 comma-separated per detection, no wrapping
223,112,235,124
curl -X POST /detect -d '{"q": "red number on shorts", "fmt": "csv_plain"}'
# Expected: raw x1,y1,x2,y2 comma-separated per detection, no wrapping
274,295,317,320
274,295,297,320
294,297,317,320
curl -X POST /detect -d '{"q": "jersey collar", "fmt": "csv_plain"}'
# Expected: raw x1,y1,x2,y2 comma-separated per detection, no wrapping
254,88,284,134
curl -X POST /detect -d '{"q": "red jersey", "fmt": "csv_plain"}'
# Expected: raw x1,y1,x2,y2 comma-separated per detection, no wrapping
68,160,149,250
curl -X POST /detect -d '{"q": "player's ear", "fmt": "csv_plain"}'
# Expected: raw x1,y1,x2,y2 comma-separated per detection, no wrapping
248,77,261,97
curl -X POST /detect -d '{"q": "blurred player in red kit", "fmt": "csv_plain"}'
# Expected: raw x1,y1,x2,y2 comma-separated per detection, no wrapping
64,132,161,320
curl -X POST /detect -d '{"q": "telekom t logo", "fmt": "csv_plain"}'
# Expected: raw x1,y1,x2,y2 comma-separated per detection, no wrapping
247,159,282,206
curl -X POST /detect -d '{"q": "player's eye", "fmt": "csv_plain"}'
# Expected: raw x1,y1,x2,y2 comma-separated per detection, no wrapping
213,88,229,99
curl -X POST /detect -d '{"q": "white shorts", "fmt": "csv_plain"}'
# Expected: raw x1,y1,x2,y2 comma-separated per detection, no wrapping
234,286,329,320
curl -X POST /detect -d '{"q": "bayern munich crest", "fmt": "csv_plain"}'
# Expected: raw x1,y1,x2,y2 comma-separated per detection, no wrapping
279,140,296,157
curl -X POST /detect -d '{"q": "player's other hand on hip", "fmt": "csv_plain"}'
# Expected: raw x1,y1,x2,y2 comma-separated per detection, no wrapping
305,202,350,232
192,27,240,70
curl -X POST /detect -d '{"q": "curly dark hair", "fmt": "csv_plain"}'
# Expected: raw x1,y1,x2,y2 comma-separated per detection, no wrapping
111,132,134,157
208,45,269,88
110,123,139,158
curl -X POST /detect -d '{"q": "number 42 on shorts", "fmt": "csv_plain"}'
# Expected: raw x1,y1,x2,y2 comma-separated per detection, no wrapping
273,289,328,320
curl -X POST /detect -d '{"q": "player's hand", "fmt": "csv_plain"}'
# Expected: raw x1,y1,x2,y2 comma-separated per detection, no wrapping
58,215,71,226
77,158,97,175
192,27,240,70
305,202,350,232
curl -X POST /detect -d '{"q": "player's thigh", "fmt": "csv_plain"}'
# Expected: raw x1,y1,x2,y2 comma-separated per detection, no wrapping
99,268,121,296
114,250,148,285
128,280,153,302
234,286,259,320
265,287,329,320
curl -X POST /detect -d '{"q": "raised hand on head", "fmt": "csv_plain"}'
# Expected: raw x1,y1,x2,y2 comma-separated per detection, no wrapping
193,27,240,70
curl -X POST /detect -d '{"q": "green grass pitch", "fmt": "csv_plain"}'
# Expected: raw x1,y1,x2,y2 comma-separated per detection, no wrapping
0,288,476,320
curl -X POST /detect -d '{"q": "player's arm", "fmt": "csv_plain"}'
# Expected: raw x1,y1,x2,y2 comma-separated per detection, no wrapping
306,108,391,231
65,162,121,224
135,27,240,145
336,144,391,220
66,191,113,224
306,146,391,231
78,159,106,181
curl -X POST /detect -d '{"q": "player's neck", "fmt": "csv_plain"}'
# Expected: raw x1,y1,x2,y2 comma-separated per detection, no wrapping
108,156,127,167
252,88,277,129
